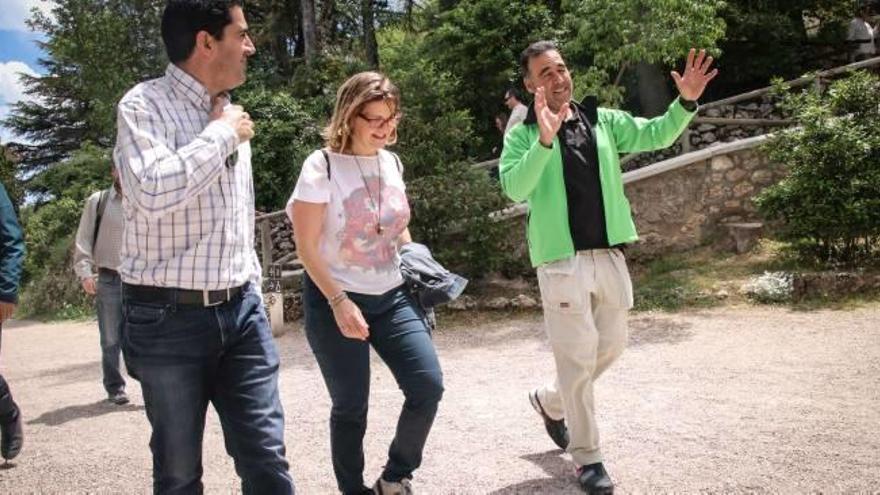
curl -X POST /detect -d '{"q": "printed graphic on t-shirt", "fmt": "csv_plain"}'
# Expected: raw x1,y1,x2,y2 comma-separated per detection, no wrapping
338,175,410,272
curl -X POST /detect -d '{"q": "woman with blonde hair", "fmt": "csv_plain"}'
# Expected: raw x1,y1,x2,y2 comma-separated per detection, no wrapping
287,72,443,495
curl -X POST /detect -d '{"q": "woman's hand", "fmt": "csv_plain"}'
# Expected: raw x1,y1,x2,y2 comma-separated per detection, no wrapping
332,297,370,341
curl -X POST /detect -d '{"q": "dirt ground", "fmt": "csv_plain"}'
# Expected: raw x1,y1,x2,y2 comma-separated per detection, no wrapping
0,305,878,494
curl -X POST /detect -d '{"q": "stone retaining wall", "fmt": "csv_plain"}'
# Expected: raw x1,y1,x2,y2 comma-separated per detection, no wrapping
625,146,784,259
623,97,785,172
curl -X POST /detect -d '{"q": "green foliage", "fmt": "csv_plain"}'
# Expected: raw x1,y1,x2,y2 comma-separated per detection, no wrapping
717,0,851,94
424,0,558,156
756,71,880,264
632,256,716,311
407,164,511,277
379,28,477,178
237,89,327,210
16,143,111,318
563,0,726,106
0,150,24,207
5,0,165,168
27,142,112,205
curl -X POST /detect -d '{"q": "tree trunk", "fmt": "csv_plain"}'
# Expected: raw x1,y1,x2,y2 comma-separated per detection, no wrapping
301,0,318,63
318,0,336,46
362,0,379,68
404,0,414,28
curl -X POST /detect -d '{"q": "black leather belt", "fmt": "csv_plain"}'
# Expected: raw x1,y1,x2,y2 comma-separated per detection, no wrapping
98,267,119,277
122,283,245,307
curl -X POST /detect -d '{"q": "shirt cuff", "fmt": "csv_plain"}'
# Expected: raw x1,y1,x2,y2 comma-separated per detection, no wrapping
203,120,240,159
679,98,698,112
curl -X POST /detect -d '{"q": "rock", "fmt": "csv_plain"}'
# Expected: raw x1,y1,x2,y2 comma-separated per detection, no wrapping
485,297,511,310
510,294,539,309
733,182,755,198
447,295,477,311
751,170,774,185
711,155,735,172
697,124,716,132
725,169,747,182
705,108,722,118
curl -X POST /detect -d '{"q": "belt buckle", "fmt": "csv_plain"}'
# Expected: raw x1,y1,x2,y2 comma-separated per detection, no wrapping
203,288,230,307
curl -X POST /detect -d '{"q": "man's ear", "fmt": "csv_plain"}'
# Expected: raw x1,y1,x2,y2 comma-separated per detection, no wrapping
523,76,536,95
194,31,213,56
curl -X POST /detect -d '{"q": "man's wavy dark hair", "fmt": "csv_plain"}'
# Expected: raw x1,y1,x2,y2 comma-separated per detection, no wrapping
161,0,243,63
520,40,559,78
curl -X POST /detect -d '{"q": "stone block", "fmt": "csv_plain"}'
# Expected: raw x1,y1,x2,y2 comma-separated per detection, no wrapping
711,155,735,171
733,182,755,198
751,170,774,185
725,169,748,182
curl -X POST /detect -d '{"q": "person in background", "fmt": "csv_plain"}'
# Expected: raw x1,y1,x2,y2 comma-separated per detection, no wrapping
504,87,528,134
73,166,129,405
0,181,25,462
847,5,877,62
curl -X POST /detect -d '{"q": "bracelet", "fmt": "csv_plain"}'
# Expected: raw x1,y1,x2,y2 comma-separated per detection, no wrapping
328,291,349,308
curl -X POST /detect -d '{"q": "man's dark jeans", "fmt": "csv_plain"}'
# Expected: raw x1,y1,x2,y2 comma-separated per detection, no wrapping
96,269,125,395
303,275,444,494
121,283,294,495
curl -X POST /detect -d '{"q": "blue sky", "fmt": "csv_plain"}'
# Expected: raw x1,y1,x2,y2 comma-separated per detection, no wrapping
0,0,52,144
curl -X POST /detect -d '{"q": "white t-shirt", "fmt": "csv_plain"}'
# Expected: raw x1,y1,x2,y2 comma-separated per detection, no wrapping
289,149,410,294
847,18,876,56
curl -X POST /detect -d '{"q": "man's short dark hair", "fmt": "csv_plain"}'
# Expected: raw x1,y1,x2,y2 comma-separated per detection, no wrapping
504,87,521,101
520,40,559,78
161,0,243,63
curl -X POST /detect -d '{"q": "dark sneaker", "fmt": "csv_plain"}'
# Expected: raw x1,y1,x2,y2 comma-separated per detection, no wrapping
373,477,413,495
528,388,569,450
108,390,129,405
576,463,614,495
0,406,23,461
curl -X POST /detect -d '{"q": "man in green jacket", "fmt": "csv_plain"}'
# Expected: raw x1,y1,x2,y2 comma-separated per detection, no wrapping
500,41,717,494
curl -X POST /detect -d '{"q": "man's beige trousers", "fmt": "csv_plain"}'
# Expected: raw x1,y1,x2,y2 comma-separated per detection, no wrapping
535,249,632,466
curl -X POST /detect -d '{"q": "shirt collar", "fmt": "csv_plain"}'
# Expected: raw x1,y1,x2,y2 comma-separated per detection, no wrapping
164,63,213,112
524,95,599,127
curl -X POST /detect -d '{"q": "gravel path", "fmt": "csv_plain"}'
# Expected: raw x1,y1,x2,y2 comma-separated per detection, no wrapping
0,305,878,493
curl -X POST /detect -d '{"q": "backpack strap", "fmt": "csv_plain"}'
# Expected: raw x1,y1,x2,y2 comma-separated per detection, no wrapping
389,151,403,174
321,149,331,180
92,188,111,256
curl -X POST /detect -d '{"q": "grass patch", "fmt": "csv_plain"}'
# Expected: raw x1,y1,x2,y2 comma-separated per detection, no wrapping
630,240,880,312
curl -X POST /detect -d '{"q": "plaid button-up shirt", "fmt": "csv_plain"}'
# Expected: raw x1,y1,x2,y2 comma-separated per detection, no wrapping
113,64,260,290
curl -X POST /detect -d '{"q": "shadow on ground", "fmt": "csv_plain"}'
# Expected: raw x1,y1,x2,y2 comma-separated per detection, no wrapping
488,450,579,494
628,316,693,347
24,362,103,386
28,400,144,427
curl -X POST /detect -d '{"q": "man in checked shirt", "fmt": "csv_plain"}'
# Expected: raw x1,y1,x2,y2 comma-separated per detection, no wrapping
112,1,294,493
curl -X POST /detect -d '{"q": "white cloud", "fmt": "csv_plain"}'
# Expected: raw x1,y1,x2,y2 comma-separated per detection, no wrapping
0,60,38,143
0,0,54,32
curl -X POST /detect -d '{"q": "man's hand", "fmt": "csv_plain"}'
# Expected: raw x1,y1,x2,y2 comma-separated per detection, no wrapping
0,302,16,323
210,95,255,143
81,277,97,296
535,86,568,147
671,48,719,102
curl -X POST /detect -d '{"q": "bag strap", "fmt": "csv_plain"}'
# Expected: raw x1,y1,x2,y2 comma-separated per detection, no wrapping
321,149,402,178
321,149,331,180
390,152,403,174
92,188,111,255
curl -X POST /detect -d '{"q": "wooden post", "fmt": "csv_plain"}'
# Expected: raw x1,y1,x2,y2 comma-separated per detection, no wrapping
680,127,692,154
260,219,273,276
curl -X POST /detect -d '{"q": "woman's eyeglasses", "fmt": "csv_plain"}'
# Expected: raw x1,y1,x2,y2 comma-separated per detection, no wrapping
358,113,402,129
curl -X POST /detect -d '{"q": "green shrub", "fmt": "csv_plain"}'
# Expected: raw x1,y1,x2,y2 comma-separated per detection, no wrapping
756,71,880,265
237,89,327,210
407,163,513,277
